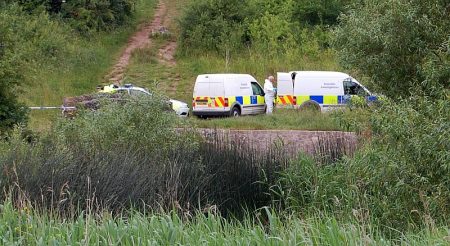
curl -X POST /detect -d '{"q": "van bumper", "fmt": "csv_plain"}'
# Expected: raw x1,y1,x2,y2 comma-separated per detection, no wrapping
192,110,230,117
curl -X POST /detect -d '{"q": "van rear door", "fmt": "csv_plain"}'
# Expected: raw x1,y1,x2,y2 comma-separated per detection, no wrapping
210,79,225,108
193,76,211,108
277,72,294,106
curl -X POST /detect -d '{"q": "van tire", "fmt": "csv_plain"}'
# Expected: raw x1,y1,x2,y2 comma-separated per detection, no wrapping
230,106,241,117
299,101,321,112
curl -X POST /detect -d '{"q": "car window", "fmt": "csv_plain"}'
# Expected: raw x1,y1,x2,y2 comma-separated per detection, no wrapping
116,89,129,95
251,82,264,96
343,79,367,96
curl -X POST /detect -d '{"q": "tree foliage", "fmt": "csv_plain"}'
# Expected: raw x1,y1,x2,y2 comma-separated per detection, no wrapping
292,0,351,26
0,4,73,133
178,0,350,55
334,0,449,99
178,0,251,54
9,0,135,35
0,0,139,132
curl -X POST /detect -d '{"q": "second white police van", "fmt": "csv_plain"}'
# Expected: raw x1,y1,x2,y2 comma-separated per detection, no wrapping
276,71,378,111
192,74,266,118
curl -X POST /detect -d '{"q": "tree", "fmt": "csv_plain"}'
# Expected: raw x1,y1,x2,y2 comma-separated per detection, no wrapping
0,4,71,133
333,0,449,99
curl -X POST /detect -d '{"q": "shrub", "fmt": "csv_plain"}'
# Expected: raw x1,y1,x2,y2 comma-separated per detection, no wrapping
178,0,250,55
0,97,289,216
333,0,450,99
0,4,72,134
278,96,449,230
10,0,137,35
178,0,345,56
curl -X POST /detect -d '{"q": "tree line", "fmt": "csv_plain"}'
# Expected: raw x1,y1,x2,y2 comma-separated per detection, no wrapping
0,0,138,133
179,0,449,99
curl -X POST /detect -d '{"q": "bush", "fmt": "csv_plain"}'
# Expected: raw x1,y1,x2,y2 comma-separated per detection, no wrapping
292,0,351,26
0,4,72,134
0,97,288,215
278,96,450,230
178,0,250,55
178,0,346,56
333,0,450,99
10,0,136,35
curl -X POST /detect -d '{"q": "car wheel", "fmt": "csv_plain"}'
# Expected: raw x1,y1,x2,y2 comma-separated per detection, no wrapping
298,101,321,112
230,106,241,117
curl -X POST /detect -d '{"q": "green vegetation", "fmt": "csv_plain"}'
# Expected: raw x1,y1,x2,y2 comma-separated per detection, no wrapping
1,201,449,245
277,97,450,230
0,0,449,244
190,109,343,131
0,4,70,133
1,98,287,214
10,0,136,35
0,0,158,132
334,0,449,98
0,96,449,243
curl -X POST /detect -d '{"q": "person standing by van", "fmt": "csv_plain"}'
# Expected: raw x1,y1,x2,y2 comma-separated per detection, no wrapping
264,75,276,114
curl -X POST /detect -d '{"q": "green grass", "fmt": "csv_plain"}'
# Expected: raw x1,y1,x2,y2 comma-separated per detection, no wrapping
189,109,343,131
25,0,158,131
1,201,447,245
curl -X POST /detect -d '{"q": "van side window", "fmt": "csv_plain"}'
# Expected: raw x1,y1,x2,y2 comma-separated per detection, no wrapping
343,79,367,96
251,82,264,96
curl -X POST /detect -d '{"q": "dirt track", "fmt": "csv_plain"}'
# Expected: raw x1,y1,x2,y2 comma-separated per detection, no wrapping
106,0,175,84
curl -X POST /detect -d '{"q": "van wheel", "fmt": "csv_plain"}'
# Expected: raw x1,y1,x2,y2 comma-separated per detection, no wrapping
299,101,321,112
230,106,241,117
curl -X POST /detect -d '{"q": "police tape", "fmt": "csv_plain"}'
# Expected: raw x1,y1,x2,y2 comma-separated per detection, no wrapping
29,106,76,110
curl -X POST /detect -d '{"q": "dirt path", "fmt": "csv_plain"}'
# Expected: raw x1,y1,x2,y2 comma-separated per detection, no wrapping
106,0,171,84
198,129,358,158
158,41,178,66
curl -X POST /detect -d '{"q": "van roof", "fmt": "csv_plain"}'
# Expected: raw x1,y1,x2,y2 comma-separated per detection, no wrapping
289,71,351,79
197,74,256,80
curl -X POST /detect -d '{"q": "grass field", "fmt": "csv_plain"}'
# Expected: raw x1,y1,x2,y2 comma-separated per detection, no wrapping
190,109,343,131
1,201,448,245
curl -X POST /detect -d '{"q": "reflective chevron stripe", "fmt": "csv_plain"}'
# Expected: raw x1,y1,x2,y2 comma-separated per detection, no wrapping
276,95,343,106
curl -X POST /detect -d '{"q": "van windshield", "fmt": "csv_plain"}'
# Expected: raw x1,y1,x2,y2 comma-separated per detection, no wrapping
343,79,367,96
251,82,264,96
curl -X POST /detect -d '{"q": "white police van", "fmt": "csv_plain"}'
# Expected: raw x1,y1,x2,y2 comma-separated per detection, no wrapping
276,71,377,111
192,74,266,118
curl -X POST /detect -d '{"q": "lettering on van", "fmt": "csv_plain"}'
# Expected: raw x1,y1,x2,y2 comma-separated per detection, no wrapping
321,82,339,89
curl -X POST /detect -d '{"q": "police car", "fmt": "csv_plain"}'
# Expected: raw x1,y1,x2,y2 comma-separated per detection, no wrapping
99,84,190,117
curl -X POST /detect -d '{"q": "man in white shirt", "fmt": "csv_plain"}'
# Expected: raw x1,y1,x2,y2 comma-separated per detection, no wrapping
264,75,276,114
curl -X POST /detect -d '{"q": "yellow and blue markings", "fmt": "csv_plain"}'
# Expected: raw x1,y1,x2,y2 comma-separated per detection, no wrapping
194,95,265,108
277,95,345,106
